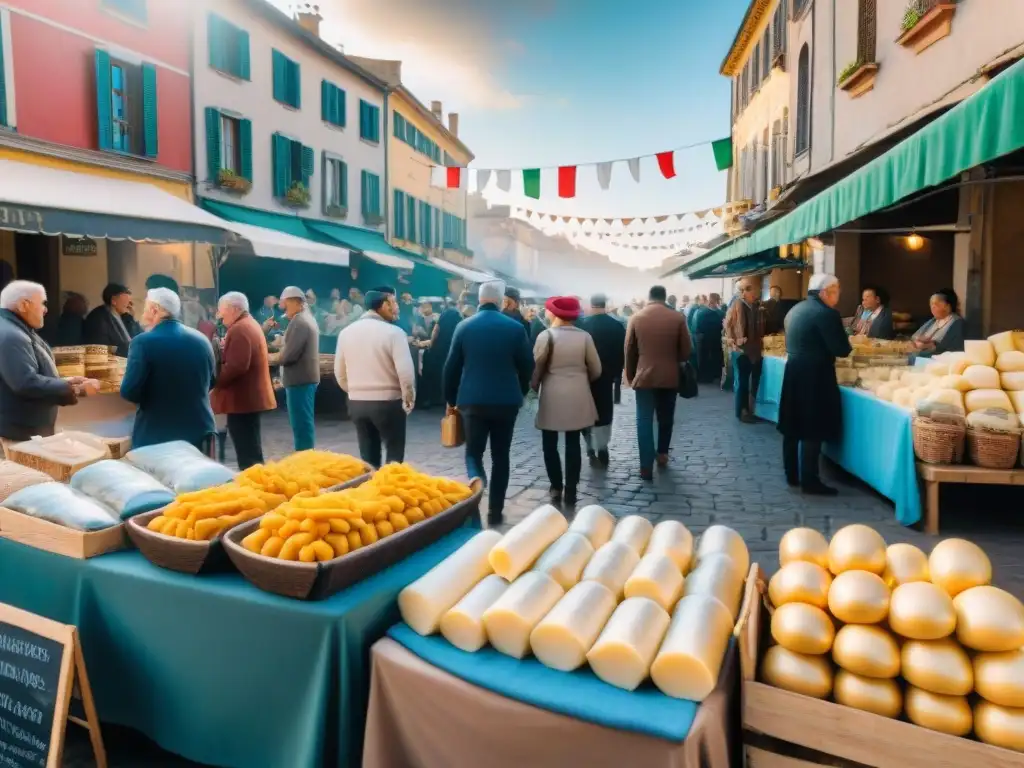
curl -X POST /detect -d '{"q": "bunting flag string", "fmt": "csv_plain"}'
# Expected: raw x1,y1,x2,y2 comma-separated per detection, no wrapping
513,200,748,231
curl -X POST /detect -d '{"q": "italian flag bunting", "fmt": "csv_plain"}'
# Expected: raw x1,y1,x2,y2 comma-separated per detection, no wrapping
523,168,541,199
430,165,466,188
656,151,676,179
558,166,577,198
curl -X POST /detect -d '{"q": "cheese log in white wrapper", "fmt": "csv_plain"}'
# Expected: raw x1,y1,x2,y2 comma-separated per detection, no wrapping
488,504,568,581
482,571,565,658
581,541,641,599
568,505,616,549
399,530,503,635
532,532,595,590
610,515,654,557
695,525,750,575
530,581,618,671
587,597,671,691
651,594,734,701
624,553,685,612
682,553,745,620
440,574,510,652
645,520,695,572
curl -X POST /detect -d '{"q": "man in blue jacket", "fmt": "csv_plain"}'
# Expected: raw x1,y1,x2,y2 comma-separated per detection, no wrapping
444,281,534,524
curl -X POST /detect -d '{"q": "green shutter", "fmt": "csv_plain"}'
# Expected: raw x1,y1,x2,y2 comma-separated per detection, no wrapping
393,112,403,139
272,133,289,197
239,118,253,181
360,170,368,215
237,29,250,80
272,50,286,103
321,80,329,122
290,60,301,109
434,208,441,248
207,14,223,71
340,161,348,207
394,190,405,238
0,16,6,128
204,107,221,180
407,196,415,236
142,63,159,158
301,144,314,185
335,88,345,126
94,49,113,150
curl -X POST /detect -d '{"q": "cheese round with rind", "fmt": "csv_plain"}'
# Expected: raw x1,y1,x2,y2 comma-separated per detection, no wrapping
974,649,1024,708
610,515,654,557
768,561,832,610
953,585,1024,652
888,581,956,640
650,594,733,701
929,538,992,597
833,671,902,718
828,570,890,624
938,374,972,392
828,524,887,575
531,532,595,590
904,687,973,736
996,350,1024,372
778,527,829,569
695,525,750,575
624,553,684,612
586,597,670,691
530,580,617,671
645,520,694,572
963,366,1002,391
882,542,930,588
965,340,997,367
581,541,641,599
832,624,900,679
920,389,964,413
974,700,1024,752
989,331,1023,357
771,602,835,655
901,638,974,696
567,505,616,550
399,529,503,636
683,552,745,620
488,504,568,581
964,389,1014,414
482,571,565,658
760,645,833,699
1001,372,1024,391
947,353,972,375
440,574,510,652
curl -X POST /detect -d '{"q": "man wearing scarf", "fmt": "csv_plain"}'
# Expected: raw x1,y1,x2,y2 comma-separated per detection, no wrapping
724,278,766,423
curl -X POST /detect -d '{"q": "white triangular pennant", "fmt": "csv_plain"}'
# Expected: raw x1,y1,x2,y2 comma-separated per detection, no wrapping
476,169,492,192
627,157,641,183
596,162,613,190
496,170,512,192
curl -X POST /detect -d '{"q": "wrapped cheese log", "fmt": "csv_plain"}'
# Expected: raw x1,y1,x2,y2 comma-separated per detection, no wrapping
567,505,615,549
610,515,653,557
530,580,617,671
440,574,510,652
623,553,684,612
682,552,744,620
399,530,503,635
580,541,640,599
482,571,565,658
651,594,733,701
695,525,750,575
645,520,694,572
587,597,670,691
531,532,594,590
488,504,568,581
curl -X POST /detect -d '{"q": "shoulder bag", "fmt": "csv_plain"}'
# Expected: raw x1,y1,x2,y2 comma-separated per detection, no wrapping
530,330,556,392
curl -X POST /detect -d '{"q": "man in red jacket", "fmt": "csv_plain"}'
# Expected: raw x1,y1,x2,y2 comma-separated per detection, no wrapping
211,292,276,469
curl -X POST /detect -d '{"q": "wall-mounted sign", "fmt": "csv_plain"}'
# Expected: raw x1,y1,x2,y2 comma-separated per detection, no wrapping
0,206,44,232
60,237,98,257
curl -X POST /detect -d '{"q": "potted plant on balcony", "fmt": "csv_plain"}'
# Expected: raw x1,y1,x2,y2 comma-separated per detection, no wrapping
217,169,252,194
837,59,878,98
897,0,957,54
363,212,384,226
325,203,347,219
284,181,311,208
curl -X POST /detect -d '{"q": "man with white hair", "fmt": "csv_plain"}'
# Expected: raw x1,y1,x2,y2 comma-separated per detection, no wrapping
777,273,852,495
211,292,275,469
0,280,100,445
120,288,217,450
277,286,320,450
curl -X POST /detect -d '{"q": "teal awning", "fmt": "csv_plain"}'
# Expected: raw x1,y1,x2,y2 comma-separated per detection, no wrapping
306,220,415,270
683,57,1024,278
695,253,804,279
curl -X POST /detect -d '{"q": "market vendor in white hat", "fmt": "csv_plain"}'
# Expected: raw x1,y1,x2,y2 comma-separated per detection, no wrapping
277,285,321,451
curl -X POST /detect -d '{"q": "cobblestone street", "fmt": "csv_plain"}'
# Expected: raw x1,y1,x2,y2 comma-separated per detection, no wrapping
66,384,1024,766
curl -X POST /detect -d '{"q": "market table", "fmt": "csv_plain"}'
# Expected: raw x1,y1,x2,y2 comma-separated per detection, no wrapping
753,356,922,526
0,527,477,768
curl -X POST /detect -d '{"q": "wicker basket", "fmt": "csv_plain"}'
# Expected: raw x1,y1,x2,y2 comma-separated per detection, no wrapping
967,427,1021,470
912,417,965,465
223,478,484,600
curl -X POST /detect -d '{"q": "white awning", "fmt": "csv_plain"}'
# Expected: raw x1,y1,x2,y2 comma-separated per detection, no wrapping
363,250,414,269
427,256,496,283
225,221,350,266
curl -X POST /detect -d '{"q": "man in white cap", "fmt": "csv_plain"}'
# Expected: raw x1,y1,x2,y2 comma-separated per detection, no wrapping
277,286,321,450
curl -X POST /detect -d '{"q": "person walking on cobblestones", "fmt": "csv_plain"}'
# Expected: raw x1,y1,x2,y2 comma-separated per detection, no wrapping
581,293,626,466
277,286,321,451
724,278,766,424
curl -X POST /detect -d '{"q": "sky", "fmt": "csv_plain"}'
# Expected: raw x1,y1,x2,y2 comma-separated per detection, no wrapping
269,0,750,266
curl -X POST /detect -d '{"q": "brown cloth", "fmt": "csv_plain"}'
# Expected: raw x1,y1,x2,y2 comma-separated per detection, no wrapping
624,301,692,389
724,299,765,361
211,314,276,415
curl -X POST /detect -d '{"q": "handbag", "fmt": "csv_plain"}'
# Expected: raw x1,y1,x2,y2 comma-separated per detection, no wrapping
678,361,698,399
441,409,465,448
530,331,556,392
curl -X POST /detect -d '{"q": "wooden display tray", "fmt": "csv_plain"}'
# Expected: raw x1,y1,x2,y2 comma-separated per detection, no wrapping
739,566,1024,768
917,462,1024,534
0,506,126,559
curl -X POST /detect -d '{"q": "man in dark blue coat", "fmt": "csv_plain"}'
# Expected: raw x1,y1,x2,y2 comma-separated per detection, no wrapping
444,281,534,524
581,293,626,465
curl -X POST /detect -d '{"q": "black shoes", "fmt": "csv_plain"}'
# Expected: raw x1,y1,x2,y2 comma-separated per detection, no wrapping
597,449,610,466
487,510,504,526
549,487,562,506
586,449,597,463
564,489,578,508
802,482,838,497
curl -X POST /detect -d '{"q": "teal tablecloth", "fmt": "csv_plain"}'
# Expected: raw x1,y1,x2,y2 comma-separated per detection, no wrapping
0,528,476,768
754,356,922,526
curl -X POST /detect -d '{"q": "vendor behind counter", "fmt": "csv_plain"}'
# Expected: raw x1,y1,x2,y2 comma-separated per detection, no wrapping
909,288,965,361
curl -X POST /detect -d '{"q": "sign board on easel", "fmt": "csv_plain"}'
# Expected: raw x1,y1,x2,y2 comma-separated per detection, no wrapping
0,603,105,768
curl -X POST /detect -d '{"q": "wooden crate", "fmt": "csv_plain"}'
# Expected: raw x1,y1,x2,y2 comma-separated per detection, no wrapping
0,506,127,559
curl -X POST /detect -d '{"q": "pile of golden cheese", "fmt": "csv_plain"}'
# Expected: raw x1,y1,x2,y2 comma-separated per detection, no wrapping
762,524,1024,752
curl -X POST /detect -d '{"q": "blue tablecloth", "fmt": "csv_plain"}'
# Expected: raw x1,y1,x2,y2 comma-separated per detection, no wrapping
754,356,922,526
0,529,476,768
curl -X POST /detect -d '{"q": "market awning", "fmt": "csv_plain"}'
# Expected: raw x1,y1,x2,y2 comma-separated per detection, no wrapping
427,256,496,283
306,220,415,270
682,56,1024,279
0,159,231,244
690,252,804,279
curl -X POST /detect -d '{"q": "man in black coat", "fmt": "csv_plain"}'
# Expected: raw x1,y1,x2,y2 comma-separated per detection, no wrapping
777,274,852,495
83,282,134,356
502,286,532,339
581,293,626,466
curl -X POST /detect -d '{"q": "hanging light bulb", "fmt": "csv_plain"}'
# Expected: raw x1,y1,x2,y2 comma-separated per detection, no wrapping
906,233,924,251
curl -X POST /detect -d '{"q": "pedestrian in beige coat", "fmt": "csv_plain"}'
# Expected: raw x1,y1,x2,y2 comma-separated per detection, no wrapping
534,296,601,507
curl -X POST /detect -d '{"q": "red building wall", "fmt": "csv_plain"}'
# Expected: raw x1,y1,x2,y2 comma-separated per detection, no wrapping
5,0,192,173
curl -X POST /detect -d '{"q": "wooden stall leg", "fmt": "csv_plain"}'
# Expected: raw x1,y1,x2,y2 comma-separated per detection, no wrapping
924,480,940,535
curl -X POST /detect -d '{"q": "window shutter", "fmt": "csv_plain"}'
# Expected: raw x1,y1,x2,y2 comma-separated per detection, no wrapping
239,118,253,181
360,170,368,215
339,161,348,207
320,153,329,212
207,14,223,71
290,60,301,109
321,80,329,122
0,16,6,128
272,133,289,197
407,196,415,237
94,49,113,150
272,50,285,103
238,29,250,80
204,107,221,181
142,63,159,158
301,144,314,186
434,209,441,248
335,88,345,126
394,190,405,238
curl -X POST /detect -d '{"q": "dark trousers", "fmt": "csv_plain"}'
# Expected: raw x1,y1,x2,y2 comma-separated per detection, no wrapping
542,430,581,495
226,412,264,470
733,353,763,419
783,437,823,487
349,400,407,468
635,388,677,470
463,405,519,515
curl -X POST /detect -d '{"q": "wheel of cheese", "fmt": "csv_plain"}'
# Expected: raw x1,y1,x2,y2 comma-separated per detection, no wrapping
833,671,902,718
567,505,615,550
888,582,956,640
891,387,914,409
488,504,568,581
683,552,745,620
996,350,1024,372
482,571,565,658
953,586,1024,652
1001,372,1024,391
530,580,617,671
768,561,832,610
760,645,833,699
964,339,996,367
399,530,503,635
695,525,750,575
875,383,896,401
586,597,670,691
928,538,992,597
881,542,930,588
532,532,595,590
974,649,1024,708
1009,390,1024,413
901,638,974,696
440,574,510,652
645,520,694,572
610,515,654,557
963,365,1001,390
828,524,887,575
974,700,1024,752
650,594,733,701
827,570,890,624
771,602,835,655
989,331,1023,357
924,361,950,377
581,541,641,599
938,374,972,392
964,388,1013,414
921,389,964,413
904,687,973,736
947,352,972,375
778,527,829,569
624,553,684,612
831,624,900,679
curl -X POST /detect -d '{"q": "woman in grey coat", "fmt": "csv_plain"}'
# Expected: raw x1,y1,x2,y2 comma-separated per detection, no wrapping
533,296,601,507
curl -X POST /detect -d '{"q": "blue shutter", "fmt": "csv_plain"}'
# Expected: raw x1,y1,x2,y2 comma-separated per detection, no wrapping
407,196,416,237
340,160,348,207
0,16,6,128
289,60,301,109
360,170,368,215
434,208,441,248
337,88,346,126
321,80,329,122
272,50,286,103
272,133,289,197
237,29,250,80
394,190,405,239
204,107,221,180
142,63,159,158
239,118,253,181
207,14,223,71
301,144,314,186
94,49,113,150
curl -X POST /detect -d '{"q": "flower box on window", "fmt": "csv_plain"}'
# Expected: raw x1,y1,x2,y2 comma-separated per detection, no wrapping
363,212,384,227
897,2,956,54
837,61,878,98
325,204,347,219
216,169,252,195
284,182,311,208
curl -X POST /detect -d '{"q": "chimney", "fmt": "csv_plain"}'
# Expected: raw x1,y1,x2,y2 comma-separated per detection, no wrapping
430,101,443,121
295,3,322,38
448,112,459,137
